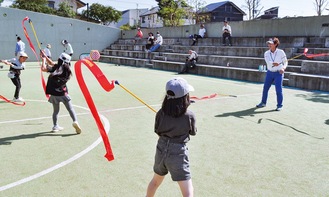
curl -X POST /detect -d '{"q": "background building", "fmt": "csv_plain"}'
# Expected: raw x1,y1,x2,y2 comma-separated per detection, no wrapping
198,1,246,22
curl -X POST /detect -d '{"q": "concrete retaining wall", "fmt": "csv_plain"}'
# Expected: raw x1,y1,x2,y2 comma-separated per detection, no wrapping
0,7,120,61
122,15,329,39
301,60,329,75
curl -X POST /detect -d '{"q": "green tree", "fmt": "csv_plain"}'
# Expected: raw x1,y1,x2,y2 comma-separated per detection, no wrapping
56,1,76,18
156,0,188,26
81,3,121,24
10,0,54,14
0,0,4,6
120,23,132,30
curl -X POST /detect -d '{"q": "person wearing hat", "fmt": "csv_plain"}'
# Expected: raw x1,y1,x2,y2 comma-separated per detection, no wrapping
256,37,288,111
0,52,29,102
43,44,52,59
178,50,198,74
15,36,25,57
146,77,196,197
40,52,82,134
222,20,232,46
133,27,143,44
61,39,73,56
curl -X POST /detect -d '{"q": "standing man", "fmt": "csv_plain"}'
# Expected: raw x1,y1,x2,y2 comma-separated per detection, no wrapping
15,36,25,57
44,44,52,59
62,40,73,56
1,52,29,102
256,37,288,111
222,20,232,46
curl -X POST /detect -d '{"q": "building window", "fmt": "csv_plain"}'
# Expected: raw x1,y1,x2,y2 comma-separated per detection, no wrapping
142,17,145,23
225,5,232,12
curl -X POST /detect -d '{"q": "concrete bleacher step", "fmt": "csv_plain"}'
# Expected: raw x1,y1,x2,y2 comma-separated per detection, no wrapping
154,56,167,61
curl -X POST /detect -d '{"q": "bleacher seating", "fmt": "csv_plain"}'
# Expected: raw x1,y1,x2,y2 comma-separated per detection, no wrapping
99,37,329,92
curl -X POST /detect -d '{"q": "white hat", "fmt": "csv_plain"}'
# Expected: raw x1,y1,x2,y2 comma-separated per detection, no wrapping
166,77,194,99
266,38,274,44
61,39,67,45
19,52,29,58
46,44,51,48
59,53,71,63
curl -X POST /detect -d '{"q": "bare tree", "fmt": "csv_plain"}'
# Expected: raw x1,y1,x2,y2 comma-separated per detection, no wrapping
186,0,208,24
314,0,329,16
243,0,263,20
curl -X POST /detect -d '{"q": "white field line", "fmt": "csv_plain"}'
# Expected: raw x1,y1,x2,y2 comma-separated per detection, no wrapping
0,102,108,192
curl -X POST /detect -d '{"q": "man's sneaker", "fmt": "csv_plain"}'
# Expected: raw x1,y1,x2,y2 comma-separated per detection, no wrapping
276,107,282,111
52,125,64,132
72,122,82,134
256,103,266,108
12,97,24,102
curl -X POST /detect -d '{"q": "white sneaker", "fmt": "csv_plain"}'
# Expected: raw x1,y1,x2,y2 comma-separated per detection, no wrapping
52,125,64,132
13,97,24,102
72,122,82,134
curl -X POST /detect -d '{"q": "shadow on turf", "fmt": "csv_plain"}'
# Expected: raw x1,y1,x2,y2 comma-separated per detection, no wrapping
214,107,276,119
0,131,77,145
295,92,329,103
215,107,325,140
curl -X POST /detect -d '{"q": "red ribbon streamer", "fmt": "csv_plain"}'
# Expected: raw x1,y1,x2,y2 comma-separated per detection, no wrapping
74,59,116,161
305,53,329,58
0,95,26,106
190,93,218,100
22,17,49,99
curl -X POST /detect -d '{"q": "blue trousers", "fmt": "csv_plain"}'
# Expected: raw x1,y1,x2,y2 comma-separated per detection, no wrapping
261,70,283,108
149,43,161,52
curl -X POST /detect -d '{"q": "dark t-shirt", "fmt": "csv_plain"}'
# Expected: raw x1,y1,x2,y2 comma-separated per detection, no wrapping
155,109,197,143
45,64,70,96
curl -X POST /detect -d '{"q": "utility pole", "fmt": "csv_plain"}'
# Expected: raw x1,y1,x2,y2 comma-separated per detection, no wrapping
136,3,139,27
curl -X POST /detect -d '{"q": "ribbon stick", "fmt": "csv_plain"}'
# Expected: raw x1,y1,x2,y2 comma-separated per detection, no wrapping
0,95,26,106
22,16,49,99
115,80,157,113
75,59,115,161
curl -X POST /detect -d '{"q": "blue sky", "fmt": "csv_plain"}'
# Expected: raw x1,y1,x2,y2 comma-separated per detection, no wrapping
1,0,324,18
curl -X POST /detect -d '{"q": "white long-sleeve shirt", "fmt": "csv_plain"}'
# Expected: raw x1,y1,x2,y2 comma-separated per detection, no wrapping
264,48,288,72
7,58,25,70
64,43,73,55
222,24,232,35
154,35,163,45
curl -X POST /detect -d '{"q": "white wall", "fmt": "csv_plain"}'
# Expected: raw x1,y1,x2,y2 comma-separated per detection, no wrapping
0,7,121,61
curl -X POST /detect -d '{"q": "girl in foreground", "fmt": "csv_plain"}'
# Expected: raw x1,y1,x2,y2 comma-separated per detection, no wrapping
146,77,197,197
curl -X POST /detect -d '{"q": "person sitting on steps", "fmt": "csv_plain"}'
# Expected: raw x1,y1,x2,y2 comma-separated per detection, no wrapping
145,32,155,51
191,24,207,46
179,50,198,74
222,20,232,46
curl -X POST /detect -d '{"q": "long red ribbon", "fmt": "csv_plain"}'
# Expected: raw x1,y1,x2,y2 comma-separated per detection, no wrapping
22,17,49,99
190,93,218,100
74,59,116,161
0,95,26,106
305,53,329,58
